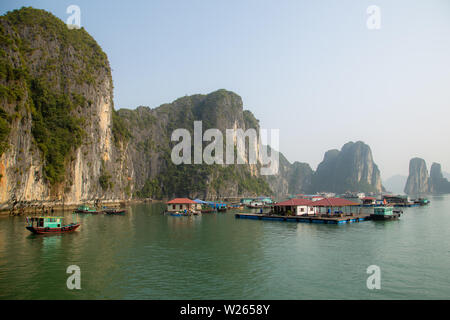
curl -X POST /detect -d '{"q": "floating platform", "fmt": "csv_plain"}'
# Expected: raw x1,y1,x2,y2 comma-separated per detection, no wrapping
235,213,371,224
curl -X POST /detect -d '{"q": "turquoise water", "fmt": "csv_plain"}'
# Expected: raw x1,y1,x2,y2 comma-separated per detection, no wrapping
0,195,449,299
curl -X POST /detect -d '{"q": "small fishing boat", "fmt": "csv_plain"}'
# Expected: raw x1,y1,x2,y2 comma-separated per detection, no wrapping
74,205,100,214
26,216,80,234
370,206,401,221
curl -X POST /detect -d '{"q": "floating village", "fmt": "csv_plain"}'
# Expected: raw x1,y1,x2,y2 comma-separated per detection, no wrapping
17,191,430,234
163,193,429,225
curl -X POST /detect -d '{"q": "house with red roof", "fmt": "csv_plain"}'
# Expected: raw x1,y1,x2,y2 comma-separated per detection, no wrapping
273,198,316,216
166,198,199,212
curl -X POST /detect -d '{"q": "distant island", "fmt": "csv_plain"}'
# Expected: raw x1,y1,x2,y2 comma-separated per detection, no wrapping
404,158,450,195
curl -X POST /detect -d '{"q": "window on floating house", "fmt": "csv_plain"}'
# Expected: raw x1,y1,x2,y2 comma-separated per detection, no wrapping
173,205,176,210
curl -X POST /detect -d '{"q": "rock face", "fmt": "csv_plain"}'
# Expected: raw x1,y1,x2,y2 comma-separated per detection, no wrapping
117,90,272,199
263,148,313,196
0,8,133,207
429,163,450,194
311,141,382,193
404,158,430,195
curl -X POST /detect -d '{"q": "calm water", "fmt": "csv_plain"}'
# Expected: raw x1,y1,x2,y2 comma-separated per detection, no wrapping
1,196,450,300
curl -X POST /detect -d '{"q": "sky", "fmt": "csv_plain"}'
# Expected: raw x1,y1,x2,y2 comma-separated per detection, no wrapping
2,0,450,179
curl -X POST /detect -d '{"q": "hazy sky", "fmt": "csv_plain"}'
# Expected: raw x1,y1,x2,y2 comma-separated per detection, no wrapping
2,0,450,179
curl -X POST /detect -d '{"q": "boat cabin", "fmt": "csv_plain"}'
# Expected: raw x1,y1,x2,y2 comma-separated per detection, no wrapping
373,207,394,216
27,216,63,228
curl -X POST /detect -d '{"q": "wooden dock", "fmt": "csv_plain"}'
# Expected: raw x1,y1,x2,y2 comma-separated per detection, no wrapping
235,213,371,224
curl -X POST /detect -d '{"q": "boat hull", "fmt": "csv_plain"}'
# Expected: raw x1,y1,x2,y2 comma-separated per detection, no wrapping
74,210,100,214
103,210,126,215
370,213,401,221
26,223,80,234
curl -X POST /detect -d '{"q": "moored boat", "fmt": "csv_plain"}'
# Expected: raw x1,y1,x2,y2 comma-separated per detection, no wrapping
25,216,80,234
370,206,401,221
74,205,100,214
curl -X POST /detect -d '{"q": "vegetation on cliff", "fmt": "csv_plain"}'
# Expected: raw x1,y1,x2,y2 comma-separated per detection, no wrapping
0,7,111,185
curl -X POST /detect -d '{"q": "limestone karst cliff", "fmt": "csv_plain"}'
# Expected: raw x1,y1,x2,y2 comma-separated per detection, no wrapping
116,90,273,200
404,158,430,195
429,163,450,194
311,141,383,194
0,7,133,208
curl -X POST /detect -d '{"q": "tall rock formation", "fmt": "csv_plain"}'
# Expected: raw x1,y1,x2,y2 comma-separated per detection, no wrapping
311,141,382,193
429,162,450,194
117,90,272,199
404,158,430,195
0,8,133,207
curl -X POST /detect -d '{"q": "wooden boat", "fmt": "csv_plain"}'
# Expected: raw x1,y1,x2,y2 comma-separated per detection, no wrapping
102,207,126,215
74,205,100,214
26,216,80,234
370,206,401,221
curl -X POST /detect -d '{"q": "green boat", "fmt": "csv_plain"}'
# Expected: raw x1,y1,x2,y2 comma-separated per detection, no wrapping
74,205,100,214
370,206,401,221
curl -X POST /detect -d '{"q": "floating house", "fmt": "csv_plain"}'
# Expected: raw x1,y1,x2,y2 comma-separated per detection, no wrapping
166,198,198,212
273,199,316,216
313,198,360,215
